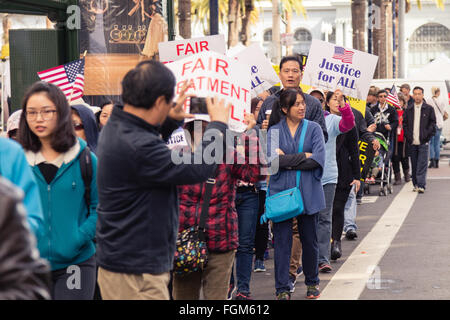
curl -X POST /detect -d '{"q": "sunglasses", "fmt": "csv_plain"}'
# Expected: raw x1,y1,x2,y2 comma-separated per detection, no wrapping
74,123,84,131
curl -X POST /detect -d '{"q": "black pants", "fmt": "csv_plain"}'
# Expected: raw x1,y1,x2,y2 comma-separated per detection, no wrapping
254,189,269,261
392,142,410,175
331,186,352,241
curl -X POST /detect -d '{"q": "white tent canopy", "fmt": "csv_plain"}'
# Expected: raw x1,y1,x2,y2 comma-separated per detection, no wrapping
409,53,450,80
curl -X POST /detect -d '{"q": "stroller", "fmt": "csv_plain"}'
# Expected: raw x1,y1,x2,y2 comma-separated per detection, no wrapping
363,132,393,196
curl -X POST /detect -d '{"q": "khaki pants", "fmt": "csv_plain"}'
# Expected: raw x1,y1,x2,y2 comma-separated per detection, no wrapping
289,218,303,279
98,267,170,300
173,250,235,300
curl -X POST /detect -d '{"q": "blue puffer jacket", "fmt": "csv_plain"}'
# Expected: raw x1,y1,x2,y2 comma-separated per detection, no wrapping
0,137,44,238
25,138,98,271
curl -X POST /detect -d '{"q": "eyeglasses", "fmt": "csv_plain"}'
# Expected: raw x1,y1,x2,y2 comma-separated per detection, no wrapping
73,123,84,131
26,109,57,121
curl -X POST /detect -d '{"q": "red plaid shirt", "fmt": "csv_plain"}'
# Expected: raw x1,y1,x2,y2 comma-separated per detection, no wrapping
178,133,264,252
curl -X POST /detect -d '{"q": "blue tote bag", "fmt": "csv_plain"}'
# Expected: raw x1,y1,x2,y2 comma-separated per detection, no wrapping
261,120,308,224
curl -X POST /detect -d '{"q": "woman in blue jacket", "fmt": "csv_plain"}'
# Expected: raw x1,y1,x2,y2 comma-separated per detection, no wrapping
18,81,98,300
267,88,326,300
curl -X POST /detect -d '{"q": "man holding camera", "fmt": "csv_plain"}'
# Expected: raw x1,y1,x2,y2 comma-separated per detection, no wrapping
96,60,231,300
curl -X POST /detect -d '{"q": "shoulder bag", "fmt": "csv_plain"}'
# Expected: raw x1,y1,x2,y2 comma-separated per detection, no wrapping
261,119,308,224
173,177,215,276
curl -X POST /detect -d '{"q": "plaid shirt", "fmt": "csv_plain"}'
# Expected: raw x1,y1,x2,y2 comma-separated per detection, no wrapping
178,133,264,252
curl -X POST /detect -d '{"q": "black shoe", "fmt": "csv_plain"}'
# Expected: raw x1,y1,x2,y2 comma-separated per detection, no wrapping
356,197,362,205
345,229,358,240
330,240,342,261
435,159,439,168
429,159,435,168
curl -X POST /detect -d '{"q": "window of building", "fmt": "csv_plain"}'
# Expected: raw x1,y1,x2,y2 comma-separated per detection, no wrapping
409,23,450,69
263,29,272,57
293,28,312,55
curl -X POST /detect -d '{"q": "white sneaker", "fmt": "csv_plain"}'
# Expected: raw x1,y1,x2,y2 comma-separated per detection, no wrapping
418,187,425,194
413,186,418,192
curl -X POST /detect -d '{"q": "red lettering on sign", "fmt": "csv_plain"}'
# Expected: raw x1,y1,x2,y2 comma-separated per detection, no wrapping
220,80,230,96
200,41,209,52
208,78,219,92
181,61,192,76
192,58,205,73
216,59,229,76
176,44,184,56
242,88,249,103
230,104,240,121
185,43,195,55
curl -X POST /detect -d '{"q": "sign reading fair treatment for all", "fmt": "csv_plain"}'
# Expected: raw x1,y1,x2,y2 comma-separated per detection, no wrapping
166,50,251,132
158,35,227,64
302,39,378,101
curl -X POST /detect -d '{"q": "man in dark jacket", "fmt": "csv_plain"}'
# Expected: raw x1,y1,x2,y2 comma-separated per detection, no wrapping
370,89,399,141
257,55,328,142
403,86,436,194
0,177,51,300
96,60,230,300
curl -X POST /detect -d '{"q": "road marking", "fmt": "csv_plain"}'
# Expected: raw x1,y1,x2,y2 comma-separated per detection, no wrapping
428,177,450,180
320,182,418,300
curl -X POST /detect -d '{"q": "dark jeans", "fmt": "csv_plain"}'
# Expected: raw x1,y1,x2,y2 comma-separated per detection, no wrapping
331,186,352,241
273,213,319,294
410,143,429,189
317,183,336,265
255,189,268,261
234,190,259,294
392,141,410,175
51,255,96,300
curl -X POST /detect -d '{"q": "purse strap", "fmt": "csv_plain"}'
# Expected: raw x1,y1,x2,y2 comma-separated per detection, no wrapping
296,119,309,188
198,177,216,242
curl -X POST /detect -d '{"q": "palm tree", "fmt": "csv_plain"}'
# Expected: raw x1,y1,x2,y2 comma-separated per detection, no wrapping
178,0,192,39
351,0,365,51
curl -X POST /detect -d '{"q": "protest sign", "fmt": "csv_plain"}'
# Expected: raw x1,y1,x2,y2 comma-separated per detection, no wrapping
358,137,376,182
166,50,251,132
167,127,188,150
302,39,378,103
232,44,280,98
158,35,226,64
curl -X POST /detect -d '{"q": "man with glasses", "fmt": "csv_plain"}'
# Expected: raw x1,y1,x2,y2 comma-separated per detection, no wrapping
256,55,328,143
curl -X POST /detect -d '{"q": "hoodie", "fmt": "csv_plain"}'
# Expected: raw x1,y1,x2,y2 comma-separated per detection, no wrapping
71,104,99,154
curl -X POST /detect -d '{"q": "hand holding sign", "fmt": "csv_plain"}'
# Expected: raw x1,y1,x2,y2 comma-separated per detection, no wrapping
206,97,231,125
244,113,256,131
169,81,195,121
334,89,345,108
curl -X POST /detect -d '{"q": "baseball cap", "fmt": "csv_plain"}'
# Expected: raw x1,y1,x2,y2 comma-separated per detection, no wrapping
308,88,325,98
7,110,22,134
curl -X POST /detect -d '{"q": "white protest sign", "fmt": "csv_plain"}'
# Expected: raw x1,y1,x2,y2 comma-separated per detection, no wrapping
166,51,251,132
232,43,280,98
166,127,188,150
158,35,227,64
302,39,378,100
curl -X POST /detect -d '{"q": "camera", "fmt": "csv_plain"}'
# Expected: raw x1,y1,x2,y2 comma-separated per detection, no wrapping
189,97,207,115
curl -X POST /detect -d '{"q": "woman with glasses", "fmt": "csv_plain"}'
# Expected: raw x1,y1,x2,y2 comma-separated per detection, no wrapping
71,104,99,154
18,81,98,300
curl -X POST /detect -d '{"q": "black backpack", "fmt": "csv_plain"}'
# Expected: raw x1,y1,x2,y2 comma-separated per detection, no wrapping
79,147,93,217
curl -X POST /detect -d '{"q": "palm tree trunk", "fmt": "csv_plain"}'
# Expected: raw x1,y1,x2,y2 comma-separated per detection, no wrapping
240,0,254,46
373,0,393,78
285,9,292,55
178,0,192,39
228,0,240,48
351,0,366,51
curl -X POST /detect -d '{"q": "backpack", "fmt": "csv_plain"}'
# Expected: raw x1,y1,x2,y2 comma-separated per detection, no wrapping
79,147,93,217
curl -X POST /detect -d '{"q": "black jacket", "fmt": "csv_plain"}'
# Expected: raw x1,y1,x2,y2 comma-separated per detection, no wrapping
96,106,228,274
370,103,399,140
336,127,361,189
352,108,375,143
0,177,51,300
403,102,436,145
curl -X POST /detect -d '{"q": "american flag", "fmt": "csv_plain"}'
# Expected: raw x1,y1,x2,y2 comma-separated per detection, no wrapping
386,85,401,108
332,46,354,64
37,58,85,102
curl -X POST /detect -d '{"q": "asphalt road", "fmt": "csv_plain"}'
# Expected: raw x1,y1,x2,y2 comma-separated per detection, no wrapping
248,152,450,300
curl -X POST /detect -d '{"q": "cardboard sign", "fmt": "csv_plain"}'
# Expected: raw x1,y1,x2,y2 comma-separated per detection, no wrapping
167,127,188,150
166,51,251,132
158,35,226,64
302,39,378,101
232,43,280,98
